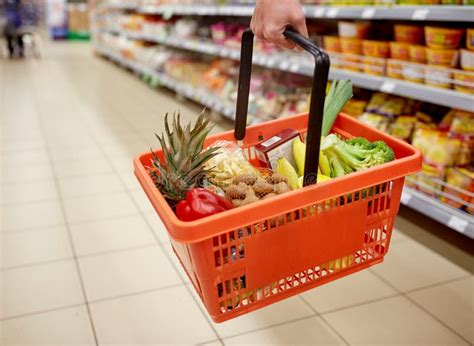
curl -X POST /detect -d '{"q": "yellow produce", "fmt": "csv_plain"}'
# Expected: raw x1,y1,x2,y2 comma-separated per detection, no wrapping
292,137,306,176
298,174,331,188
276,157,300,190
319,152,332,177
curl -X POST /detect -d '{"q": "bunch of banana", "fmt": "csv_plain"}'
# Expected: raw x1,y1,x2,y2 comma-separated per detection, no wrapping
275,137,332,190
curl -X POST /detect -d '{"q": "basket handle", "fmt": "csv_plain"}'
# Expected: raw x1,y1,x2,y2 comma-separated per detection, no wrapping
234,28,330,186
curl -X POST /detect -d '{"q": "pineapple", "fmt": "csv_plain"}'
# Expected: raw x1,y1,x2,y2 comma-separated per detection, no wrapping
150,110,220,208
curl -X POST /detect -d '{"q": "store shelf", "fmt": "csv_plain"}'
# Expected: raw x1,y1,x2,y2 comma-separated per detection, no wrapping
401,186,474,238
94,45,235,120
100,29,474,113
100,3,474,22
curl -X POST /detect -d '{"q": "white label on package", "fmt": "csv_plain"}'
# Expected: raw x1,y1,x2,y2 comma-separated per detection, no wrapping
261,136,281,148
267,140,296,171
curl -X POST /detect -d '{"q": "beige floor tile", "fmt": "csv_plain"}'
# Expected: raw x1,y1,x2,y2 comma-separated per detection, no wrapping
1,260,84,318
143,211,170,244
108,153,135,173
214,296,314,338
1,180,59,205
223,316,345,345
301,269,397,313
1,138,46,153
2,201,65,232
1,226,73,269
390,227,409,243
50,145,104,162
199,340,222,346
2,162,54,183
101,138,147,158
130,188,156,213
58,174,124,198
63,191,138,224
90,286,216,344
70,215,156,256
1,149,50,167
371,239,470,292
119,171,143,191
408,276,474,343
323,296,467,345
78,245,182,301
0,305,95,345
162,243,192,283
53,157,114,178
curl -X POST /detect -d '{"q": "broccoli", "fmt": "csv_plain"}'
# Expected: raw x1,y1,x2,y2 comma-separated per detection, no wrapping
321,134,395,177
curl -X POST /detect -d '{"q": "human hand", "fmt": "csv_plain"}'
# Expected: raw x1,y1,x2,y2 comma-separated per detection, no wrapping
250,0,308,50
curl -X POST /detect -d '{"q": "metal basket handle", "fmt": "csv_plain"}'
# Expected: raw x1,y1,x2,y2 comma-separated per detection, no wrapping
234,28,330,186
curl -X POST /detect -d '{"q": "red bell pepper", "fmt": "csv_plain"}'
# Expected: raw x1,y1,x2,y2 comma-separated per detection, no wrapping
176,188,234,221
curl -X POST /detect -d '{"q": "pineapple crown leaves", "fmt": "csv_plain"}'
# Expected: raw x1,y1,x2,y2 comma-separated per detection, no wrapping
149,109,222,202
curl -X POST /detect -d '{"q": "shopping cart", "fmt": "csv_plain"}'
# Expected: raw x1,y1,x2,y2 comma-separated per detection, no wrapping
134,28,422,323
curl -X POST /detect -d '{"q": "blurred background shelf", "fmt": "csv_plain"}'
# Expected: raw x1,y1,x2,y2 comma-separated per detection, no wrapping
100,4,474,22
99,28,474,113
402,186,474,238
95,45,236,120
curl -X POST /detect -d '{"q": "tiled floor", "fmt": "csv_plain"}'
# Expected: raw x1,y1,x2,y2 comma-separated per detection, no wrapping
1,41,473,346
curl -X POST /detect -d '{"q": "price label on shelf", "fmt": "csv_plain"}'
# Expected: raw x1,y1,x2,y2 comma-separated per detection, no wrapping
312,8,325,17
266,57,276,67
361,8,376,19
380,81,396,93
162,7,174,20
412,8,429,20
447,216,468,234
326,8,339,18
400,191,412,205
279,61,290,70
289,63,300,73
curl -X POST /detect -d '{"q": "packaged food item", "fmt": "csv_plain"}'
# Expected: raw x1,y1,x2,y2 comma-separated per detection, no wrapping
454,70,474,94
394,25,424,44
416,163,445,197
424,66,453,89
338,21,370,39
442,167,474,211
362,56,386,76
390,42,410,60
409,45,426,64
467,29,474,51
379,96,406,117
341,54,363,72
363,40,390,58
449,110,474,135
342,99,368,117
425,26,464,49
204,140,260,187
366,92,389,113
460,49,474,71
403,62,425,83
324,36,341,52
426,48,459,68
389,116,417,141
358,113,391,132
255,129,301,170
412,129,461,166
387,59,403,79
340,38,363,55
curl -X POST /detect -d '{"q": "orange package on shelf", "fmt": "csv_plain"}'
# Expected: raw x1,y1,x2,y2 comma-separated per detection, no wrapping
134,29,422,323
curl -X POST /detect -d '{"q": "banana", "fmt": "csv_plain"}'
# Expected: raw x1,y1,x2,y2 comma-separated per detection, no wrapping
298,174,331,188
276,157,300,190
319,152,332,177
292,137,306,176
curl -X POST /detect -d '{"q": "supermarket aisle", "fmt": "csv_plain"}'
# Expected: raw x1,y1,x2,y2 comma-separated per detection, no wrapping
1,41,473,345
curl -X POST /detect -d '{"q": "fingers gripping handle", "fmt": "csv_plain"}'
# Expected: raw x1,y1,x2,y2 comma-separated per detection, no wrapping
234,28,331,186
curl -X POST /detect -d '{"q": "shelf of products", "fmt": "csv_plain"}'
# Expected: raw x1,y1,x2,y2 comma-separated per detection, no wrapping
99,3,474,22
401,186,474,238
93,1,474,236
95,45,236,119
98,28,474,112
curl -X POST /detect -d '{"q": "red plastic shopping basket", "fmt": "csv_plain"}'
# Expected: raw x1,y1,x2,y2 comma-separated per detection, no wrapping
134,29,422,323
